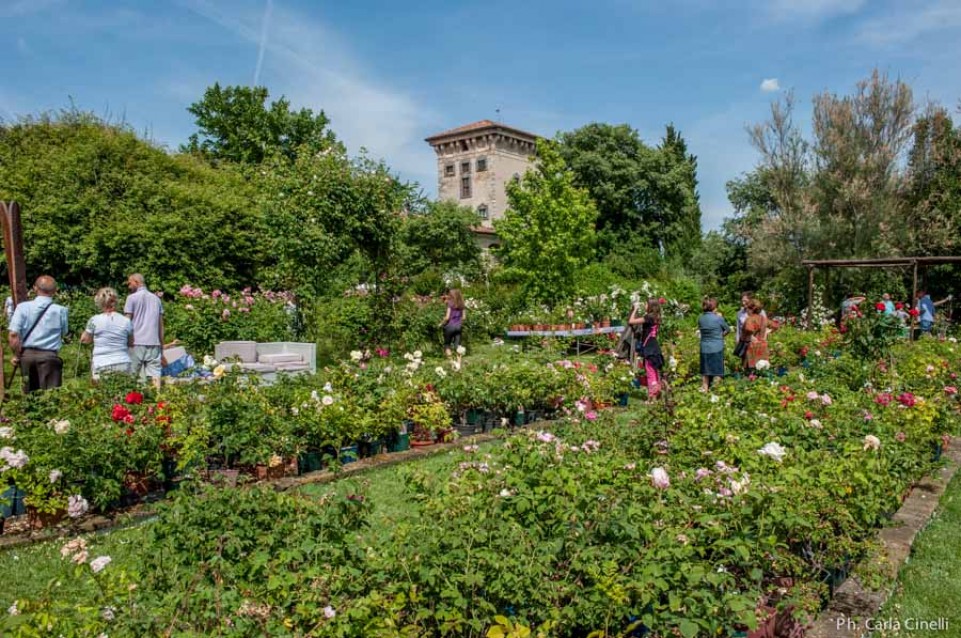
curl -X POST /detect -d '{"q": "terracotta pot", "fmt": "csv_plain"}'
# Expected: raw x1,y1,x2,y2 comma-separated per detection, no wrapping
26,506,67,530
600,319,611,328
410,438,435,448
123,471,154,497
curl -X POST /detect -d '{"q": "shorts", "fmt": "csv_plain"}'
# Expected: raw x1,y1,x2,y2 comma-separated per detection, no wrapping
131,345,162,379
92,362,132,381
920,320,934,333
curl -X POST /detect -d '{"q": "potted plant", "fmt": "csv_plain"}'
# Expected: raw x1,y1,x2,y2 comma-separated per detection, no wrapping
408,386,452,446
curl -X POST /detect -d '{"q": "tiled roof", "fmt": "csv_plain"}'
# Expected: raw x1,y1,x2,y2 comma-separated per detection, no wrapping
471,226,499,235
425,120,539,143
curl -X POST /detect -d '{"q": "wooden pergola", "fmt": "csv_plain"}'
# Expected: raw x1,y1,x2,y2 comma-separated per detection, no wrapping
801,256,961,329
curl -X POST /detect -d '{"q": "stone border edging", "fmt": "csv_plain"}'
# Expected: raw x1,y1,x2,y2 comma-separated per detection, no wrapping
271,431,503,491
806,438,961,638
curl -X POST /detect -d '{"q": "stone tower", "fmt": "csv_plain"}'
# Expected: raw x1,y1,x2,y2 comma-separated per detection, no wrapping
425,120,538,233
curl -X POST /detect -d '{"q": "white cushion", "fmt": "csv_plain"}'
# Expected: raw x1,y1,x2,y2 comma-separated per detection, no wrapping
215,341,258,363
239,362,277,373
273,362,310,372
163,346,188,362
258,353,303,364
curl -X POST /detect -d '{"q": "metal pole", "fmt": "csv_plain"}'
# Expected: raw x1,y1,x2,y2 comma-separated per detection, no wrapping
911,260,919,340
806,265,815,330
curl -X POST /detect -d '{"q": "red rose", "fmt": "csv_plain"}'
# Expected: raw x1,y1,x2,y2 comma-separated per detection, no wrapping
658,297,667,305
875,302,886,312
123,414,135,425
804,410,814,420
111,404,131,422
125,391,144,405
909,308,920,317
895,302,904,310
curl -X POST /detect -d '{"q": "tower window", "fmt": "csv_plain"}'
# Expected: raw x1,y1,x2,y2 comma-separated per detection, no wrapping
476,157,488,172
478,204,489,219
460,176,472,199
461,160,471,175
444,163,455,177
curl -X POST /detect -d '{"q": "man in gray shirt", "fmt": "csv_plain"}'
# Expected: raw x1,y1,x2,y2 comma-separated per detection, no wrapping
124,273,164,388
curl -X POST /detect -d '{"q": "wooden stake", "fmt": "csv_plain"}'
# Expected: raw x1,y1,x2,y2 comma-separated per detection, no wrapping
1,201,29,401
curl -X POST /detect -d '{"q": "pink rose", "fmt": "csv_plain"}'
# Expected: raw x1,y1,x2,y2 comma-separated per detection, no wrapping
650,467,670,490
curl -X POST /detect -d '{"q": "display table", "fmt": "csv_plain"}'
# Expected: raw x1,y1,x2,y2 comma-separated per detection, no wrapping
505,325,625,354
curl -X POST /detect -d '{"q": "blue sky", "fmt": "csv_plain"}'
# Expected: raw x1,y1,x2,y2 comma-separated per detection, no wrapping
3,0,961,230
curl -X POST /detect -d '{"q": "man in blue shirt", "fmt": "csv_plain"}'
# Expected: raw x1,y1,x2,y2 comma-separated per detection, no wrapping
8,275,69,393
882,293,895,315
915,290,952,335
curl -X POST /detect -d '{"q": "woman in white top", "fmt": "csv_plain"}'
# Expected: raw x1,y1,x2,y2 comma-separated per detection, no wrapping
80,287,134,380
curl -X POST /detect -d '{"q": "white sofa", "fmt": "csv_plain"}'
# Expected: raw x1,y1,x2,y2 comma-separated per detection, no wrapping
214,341,316,380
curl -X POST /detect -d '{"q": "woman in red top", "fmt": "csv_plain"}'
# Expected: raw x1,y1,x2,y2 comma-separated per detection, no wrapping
741,299,769,373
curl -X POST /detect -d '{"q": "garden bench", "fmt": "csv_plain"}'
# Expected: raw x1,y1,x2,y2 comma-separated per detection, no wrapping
214,341,317,381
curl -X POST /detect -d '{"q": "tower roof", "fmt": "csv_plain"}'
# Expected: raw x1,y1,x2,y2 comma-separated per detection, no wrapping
425,120,539,145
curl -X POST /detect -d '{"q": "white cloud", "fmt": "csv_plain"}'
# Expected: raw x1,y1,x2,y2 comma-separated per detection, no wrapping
857,0,961,46
180,0,439,189
760,78,780,93
0,0,63,18
765,0,865,21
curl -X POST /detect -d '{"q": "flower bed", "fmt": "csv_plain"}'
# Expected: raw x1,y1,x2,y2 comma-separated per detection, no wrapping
2,335,959,637
0,349,632,519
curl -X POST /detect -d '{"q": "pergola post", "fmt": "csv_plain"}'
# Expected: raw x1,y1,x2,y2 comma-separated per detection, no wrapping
911,259,919,340
806,265,815,330
0,201,30,401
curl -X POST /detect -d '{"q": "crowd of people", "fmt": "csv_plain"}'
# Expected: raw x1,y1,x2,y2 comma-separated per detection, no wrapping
625,287,953,401
6,273,165,394
4,274,953,400
839,290,952,336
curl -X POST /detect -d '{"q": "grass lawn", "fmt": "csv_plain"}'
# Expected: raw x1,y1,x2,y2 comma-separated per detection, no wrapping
880,470,961,637
0,517,146,611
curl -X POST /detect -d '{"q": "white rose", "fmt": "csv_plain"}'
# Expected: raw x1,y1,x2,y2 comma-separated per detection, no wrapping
89,555,112,574
757,442,787,463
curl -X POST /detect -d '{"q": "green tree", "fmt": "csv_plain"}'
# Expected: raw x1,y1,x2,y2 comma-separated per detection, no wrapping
254,148,411,298
495,140,598,305
653,124,702,260
906,106,961,254
183,83,338,165
557,122,702,260
399,200,482,282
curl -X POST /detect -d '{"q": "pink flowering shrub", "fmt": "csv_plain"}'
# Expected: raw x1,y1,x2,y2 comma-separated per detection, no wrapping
164,285,296,354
